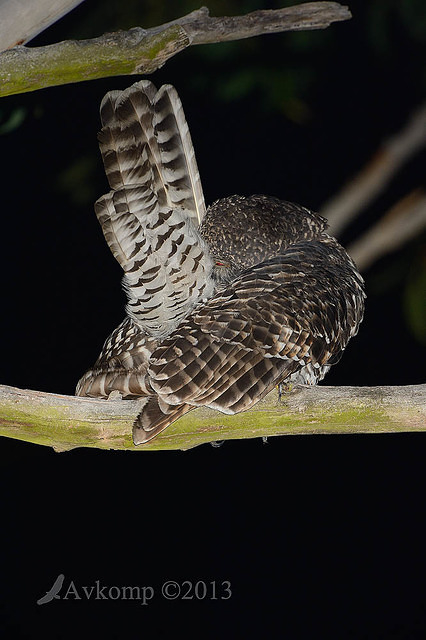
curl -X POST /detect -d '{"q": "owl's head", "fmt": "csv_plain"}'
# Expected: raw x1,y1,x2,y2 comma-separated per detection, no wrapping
201,194,328,287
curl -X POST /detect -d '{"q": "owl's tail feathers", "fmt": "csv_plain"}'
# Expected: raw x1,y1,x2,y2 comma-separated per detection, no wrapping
132,396,193,445
98,80,206,226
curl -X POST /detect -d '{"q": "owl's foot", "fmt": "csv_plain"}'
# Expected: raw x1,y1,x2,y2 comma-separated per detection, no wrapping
278,382,293,401
107,390,123,401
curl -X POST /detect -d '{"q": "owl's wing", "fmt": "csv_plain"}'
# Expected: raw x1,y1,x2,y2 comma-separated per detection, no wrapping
75,317,158,398
94,81,213,338
133,241,365,444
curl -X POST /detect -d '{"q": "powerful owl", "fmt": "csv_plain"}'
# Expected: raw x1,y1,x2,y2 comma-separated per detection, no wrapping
76,80,365,445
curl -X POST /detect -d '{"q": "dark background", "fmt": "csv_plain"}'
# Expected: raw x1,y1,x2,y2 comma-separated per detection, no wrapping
0,0,425,637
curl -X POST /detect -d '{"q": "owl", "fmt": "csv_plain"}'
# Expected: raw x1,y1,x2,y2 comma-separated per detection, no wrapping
76,80,365,445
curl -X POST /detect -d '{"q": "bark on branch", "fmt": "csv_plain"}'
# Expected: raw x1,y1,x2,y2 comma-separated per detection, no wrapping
0,2,351,97
0,383,424,453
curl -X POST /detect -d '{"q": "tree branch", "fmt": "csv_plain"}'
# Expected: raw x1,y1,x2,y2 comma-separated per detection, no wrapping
0,2,351,97
1,383,424,452
321,102,426,237
347,190,426,271
0,0,86,51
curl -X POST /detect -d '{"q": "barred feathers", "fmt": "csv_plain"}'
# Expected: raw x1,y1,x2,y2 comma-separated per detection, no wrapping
94,81,214,338
77,82,366,446
133,237,365,444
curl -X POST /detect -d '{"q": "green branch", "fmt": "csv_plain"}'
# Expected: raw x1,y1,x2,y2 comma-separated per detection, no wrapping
0,383,424,452
0,3,351,97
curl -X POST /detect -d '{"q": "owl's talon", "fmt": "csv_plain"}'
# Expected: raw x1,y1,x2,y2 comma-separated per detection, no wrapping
278,382,293,401
108,390,123,401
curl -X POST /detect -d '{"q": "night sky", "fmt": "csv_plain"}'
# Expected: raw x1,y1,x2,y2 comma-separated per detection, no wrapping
0,1,425,637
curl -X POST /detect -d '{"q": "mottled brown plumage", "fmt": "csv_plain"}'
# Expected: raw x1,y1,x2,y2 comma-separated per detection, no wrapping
76,81,365,445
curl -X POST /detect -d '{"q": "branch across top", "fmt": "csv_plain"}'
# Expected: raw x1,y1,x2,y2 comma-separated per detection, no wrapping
0,3,351,97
